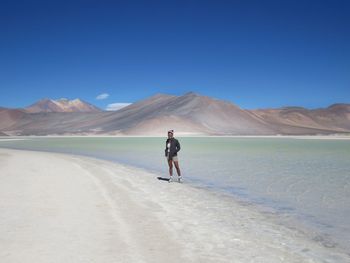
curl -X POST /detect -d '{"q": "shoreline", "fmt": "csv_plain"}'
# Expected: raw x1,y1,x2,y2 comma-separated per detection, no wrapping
1,134,350,140
1,148,349,262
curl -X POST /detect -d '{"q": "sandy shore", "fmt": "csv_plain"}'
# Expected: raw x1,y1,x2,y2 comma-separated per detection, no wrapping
0,148,349,263
1,134,350,140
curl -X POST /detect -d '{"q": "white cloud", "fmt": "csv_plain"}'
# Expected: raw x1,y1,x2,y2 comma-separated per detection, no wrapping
96,93,109,100
106,103,131,111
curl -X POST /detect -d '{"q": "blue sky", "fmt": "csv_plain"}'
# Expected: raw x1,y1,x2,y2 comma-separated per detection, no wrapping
0,0,349,110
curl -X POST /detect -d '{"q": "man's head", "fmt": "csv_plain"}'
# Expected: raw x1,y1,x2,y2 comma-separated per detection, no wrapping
167,130,174,138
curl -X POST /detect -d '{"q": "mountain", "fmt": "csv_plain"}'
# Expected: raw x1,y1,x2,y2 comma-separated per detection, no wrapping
94,92,350,135
104,92,275,135
251,103,350,134
0,93,349,136
25,98,101,113
0,107,26,131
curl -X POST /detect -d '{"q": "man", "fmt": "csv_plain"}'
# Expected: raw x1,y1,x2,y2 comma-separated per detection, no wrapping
165,130,182,183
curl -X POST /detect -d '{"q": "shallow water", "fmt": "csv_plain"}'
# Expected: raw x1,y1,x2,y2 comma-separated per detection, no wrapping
1,136,350,252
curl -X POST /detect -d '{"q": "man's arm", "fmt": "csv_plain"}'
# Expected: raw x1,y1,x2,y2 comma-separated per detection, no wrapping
165,139,168,156
176,139,181,153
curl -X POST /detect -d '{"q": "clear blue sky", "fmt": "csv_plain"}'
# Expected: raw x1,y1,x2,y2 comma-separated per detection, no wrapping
1,0,349,110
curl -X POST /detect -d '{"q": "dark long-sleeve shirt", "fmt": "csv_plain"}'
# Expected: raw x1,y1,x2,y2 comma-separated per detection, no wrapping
165,138,181,159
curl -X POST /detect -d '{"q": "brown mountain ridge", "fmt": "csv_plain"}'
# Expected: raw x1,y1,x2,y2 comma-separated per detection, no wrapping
0,92,349,136
25,98,101,113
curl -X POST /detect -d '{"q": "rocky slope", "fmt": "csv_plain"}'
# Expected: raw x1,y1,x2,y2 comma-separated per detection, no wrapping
0,93,349,136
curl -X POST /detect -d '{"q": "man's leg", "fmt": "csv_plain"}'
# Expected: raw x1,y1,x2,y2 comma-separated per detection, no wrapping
167,159,173,177
174,161,181,177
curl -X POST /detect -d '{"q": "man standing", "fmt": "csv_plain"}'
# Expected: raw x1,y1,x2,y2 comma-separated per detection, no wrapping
165,130,182,183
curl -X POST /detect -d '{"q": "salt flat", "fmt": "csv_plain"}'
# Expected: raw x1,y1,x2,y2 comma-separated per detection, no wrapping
0,148,348,262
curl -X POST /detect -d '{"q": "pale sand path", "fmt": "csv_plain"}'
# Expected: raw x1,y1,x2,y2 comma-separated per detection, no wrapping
0,149,185,263
0,148,349,263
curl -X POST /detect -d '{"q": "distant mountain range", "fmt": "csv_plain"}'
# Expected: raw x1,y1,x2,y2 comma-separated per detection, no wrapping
25,98,101,113
0,92,349,136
